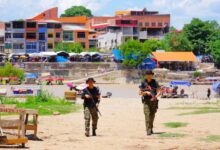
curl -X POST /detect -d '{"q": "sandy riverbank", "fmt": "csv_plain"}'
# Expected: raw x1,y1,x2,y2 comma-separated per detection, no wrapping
19,97,220,150
0,84,220,149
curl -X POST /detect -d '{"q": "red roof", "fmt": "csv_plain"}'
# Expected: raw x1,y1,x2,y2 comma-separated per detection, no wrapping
29,7,58,21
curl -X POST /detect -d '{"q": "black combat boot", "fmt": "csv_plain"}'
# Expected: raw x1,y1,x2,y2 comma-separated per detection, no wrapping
85,130,90,137
147,129,152,136
92,129,96,136
151,129,154,134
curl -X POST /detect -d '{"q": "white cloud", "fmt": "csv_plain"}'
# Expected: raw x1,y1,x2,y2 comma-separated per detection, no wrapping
0,0,219,29
150,0,220,29
0,0,109,21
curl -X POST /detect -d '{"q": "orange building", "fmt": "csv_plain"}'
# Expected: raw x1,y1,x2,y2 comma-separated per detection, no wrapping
86,8,170,51
0,22,4,53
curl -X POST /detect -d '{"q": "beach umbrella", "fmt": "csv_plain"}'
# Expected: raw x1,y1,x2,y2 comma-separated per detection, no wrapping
212,81,220,94
67,82,74,88
170,81,192,87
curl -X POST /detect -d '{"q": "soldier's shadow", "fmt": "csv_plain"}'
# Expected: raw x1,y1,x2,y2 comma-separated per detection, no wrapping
152,132,166,135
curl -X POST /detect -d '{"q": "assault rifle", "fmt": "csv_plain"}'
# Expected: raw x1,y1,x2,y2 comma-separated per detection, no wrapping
85,88,102,116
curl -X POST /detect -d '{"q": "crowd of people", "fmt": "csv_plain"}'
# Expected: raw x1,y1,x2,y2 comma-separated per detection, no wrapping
161,86,188,98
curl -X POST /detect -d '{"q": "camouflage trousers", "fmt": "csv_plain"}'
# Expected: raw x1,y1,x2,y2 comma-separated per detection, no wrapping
143,100,158,131
84,107,99,133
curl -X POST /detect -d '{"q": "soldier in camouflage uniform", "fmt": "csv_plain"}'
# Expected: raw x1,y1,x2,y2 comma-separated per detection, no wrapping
139,70,161,136
81,78,101,137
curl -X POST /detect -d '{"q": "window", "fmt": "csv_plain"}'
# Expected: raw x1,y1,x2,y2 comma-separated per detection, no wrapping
12,21,24,28
39,33,45,40
121,20,130,24
13,43,24,49
77,32,86,38
26,22,36,28
80,42,86,48
47,23,54,28
0,37,4,43
63,31,73,41
6,23,11,28
145,22,150,26
5,33,11,38
26,33,36,39
13,33,24,38
151,22,156,26
5,43,12,49
48,33,53,38
158,22,163,26
47,43,53,49
26,42,37,50
56,33,61,38
38,24,46,28
39,42,46,52
55,24,62,29
139,22,143,27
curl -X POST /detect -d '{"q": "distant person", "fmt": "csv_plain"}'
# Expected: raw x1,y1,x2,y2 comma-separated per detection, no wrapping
139,70,161,136
180,89,185,95
81,78,101,137
207,88,211,99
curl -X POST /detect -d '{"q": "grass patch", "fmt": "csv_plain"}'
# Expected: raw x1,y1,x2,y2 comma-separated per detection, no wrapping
1,91,82,116
169,105,220,116
164,122,188,128
179,108,220,116
201,135,220,142
159,133,186,138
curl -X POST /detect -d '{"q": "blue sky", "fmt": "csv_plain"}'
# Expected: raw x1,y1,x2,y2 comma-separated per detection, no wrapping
0,0,220,29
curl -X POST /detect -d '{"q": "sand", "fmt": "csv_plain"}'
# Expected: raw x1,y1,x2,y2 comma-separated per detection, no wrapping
1,84,220,149
22,97,220,150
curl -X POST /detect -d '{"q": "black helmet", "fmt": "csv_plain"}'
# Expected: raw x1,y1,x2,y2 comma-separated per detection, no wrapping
145,70,154,75
86,78,96,84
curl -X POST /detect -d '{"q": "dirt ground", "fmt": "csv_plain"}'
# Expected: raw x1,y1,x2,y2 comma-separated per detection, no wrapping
20,97,220,150
1,84,220,150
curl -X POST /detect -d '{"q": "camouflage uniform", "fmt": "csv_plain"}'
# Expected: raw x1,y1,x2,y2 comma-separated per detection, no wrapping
81,86,100,136
84,107,99,133
139,79,159,134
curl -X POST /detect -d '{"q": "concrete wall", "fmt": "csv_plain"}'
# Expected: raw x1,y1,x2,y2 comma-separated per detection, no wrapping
23,62,117,79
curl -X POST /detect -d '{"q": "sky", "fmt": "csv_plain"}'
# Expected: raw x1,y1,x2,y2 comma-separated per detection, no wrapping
0,0,220,29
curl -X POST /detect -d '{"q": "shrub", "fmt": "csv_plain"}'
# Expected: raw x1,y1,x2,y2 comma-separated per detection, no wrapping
0,62,24,80
193,70,201,78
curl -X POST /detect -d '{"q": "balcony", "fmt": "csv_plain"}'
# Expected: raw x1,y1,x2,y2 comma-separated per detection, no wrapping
13,49,25,54
11,29,25,33
139,31,148,39
12,38,25,43
122,27,136,36
147,35,164,40
26,22,37,31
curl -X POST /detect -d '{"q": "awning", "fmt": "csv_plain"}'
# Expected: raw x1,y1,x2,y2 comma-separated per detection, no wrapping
152,52,197,62
170,81,192,87
25,73,38,79
212,82,220,94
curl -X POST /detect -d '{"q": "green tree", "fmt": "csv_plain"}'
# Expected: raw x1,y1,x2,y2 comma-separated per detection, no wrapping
162,32,192,51
54,42,83,53
183,18,220,55
209,40,220,67
170,26,177,31
88,47,100,52
119,40,151,67
0,62,24,80
61,6,93,17
143,39,164,52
